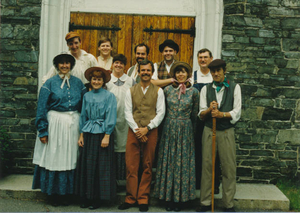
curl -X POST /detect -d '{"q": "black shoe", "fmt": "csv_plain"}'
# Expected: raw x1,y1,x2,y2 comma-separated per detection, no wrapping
118,202,136,210
224,207,236,212
196,205,212,212
174,202,182,212
89,199,100,210
59,195,69,206
80,198,92,208
214,187,220,194
48,195,59,207
165,201,174,211
139,204,149,212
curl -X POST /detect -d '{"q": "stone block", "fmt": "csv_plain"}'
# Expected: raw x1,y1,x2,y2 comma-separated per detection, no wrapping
246,5,269,16
255,88,272,97
264,46,280,52
262,108,292,120
258,66,275,74
263,18,280,29
296,100,300,120
227,62,247,71
0,110,15,118
286,60,299,69
252,132,277,143
10,150,32,159
282,18,300,29
244,17,263,27
18,0,42,4
237,149,250,155
250,150,274,157
281,88,300,99
1,0,17,6
223,42,244,49
8,133,25,140
224,15,246,26
15,110,36,118
240,142,265,149
259,29,275,38
250,37,265,44
14,94,37,100
278,68,298,75
267,121,292,129
14,51,39,62
281,99,296,109
0,119,20,126
265,144,285,150
1,8,15,16
1,17,31,25
250,98,275,107
222,50,236,57
278,151,297,159
222,29,245,35
222,34,235,42
253,169,281,179
269,6,294,16
26,134,37,140
281,0,300,6
277,130,300,145
13,25,40,40
237,167,252,177
224,3,245,14
14,140,35,149
282,38,300,51
284,52,300,59
274,59,288,68
20,7,41,16
245,29,258,37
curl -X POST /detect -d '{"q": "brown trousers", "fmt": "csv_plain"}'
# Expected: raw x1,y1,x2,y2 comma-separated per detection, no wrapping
200,126,236,208
125,127,158,205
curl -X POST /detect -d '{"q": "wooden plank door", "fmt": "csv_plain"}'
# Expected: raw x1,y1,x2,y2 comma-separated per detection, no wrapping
70,13,195,71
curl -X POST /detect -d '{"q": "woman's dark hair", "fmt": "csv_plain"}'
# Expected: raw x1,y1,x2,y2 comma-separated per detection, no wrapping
172,66,191,88
113,54,127,65
89,70,107,88
54,55,75,71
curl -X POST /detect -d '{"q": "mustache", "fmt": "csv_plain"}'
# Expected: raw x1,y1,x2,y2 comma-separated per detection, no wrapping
136,57,144,61
141,74,150,77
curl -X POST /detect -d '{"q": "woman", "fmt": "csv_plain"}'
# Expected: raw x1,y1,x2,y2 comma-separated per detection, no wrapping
75,67,117,210
106,54,135,189
97,37,113,71
32,52,86,206
154,62,199,212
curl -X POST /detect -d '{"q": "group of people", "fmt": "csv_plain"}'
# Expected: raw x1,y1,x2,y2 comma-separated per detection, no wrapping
32,31,241,212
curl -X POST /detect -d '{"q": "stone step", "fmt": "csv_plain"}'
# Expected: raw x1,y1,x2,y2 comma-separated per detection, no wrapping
0,175,290,211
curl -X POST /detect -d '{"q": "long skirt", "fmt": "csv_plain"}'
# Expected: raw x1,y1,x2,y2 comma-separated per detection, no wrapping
75,133,116,201
115,152,126,181
32,165,75,195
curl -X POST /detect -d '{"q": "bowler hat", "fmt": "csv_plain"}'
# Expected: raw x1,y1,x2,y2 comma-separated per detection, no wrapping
84,67,111,83
65,32,81,41
208,59,226,70
53,52,76,70
170,62,192,79
159,39,179,53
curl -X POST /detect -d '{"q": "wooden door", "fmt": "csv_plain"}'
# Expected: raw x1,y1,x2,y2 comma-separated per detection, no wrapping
70,13,195,71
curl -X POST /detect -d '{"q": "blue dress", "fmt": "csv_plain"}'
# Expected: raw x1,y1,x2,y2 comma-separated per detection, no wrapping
75,88,117,200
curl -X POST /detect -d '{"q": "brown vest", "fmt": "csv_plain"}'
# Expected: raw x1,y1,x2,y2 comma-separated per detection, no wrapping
130,83,159,127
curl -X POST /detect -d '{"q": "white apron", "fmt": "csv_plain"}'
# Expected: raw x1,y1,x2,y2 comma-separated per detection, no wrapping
106,76,133,152
33,110,80,171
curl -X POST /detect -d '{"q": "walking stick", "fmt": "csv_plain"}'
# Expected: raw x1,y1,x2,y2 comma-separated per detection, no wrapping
211,111,217,212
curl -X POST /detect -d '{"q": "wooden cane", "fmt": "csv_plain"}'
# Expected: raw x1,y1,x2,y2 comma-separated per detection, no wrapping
211,115,217,212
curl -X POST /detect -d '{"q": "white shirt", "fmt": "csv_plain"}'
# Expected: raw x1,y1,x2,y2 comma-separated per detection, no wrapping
127,63,158,81
97,55,113,70
124,85,165,132
42,50,98,84
191,69,213,85
151,60,173,80
199,83,242,124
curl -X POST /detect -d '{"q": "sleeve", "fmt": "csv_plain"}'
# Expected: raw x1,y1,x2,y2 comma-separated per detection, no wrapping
148,88,166,129
42,66,57,84
229,84,242,124
104,93,117,135
78,84,87,113
79,94,88,133
191,88,200,133
35,85,51,137
90,54,99,67
151,63,158,80
124,89,139,132
198,85,208,119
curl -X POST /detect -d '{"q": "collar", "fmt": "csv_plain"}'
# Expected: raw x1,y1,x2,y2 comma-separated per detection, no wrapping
110,73,128,82
58,73,71,89
198,69,211,77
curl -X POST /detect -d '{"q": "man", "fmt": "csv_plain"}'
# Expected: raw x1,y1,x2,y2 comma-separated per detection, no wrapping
127,43,152,83
151,39,179,87
192,48,221,192
118,59,165,212
197,59,241,212
42,32,98,84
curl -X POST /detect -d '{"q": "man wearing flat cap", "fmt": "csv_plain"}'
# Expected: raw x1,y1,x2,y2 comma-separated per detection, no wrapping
42,32,98,84
151,39,179,88
197,59,241,212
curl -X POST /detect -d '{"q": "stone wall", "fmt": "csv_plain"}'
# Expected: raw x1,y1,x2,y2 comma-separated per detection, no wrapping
222,0,300,183
0,0,41,174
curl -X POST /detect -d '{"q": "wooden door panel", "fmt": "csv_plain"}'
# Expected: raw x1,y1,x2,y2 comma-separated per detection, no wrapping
70,13,195,71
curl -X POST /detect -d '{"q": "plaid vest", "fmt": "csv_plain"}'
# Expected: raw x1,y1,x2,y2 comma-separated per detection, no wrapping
157,60,177,79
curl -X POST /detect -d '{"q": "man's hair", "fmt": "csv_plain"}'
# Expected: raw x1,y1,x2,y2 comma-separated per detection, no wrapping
197,48,213,58
113,54,127,65
98,37,113,47
138,59,154,73
134,43,150,55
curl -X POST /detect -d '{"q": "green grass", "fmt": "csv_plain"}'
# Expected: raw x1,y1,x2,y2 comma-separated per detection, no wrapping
276,176,300,212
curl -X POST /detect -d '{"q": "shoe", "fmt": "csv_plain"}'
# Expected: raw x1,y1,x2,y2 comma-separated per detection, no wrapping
139,204,149,212
60,195,69,206
224,207,236,212
48,195,59,207
165,201,174,211
174,202,182,212
80,198,91,208
118,202,136,210
214,187,220,194
196,205,212,212
89,204,100,210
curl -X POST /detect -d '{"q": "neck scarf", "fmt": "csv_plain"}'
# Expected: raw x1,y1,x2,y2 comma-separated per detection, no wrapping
213,77,229,92
59,73,71,89
174,78,191,100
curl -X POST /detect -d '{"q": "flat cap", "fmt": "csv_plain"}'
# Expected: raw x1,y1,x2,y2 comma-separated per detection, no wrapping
208,59,226,70
65,32,81,41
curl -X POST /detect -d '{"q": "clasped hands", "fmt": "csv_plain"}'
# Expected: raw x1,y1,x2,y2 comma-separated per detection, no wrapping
209,101,223,118
134,127,148,143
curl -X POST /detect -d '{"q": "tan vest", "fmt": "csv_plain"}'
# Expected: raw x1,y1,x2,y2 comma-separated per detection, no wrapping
130,83,159,127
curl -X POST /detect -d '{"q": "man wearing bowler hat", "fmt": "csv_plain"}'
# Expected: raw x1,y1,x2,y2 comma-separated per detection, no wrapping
197,59,241,212
151,39,179,88
42,32,98,84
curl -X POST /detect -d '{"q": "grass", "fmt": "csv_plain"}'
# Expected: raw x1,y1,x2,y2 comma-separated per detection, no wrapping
276,175,300,212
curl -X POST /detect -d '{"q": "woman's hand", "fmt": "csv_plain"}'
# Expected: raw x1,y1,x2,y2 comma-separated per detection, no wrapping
39,136,48,144
101,134,110,148
78,133,84,147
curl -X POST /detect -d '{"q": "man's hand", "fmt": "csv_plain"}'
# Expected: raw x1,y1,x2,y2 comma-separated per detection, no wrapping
139,135,148,143
209,101,218,111
134,127,149,139
39,136,48,144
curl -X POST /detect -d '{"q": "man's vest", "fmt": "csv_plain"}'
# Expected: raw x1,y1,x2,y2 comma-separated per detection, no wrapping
156,60,177,79
127,65,141,83
205,80,237,130
130,83,159,127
